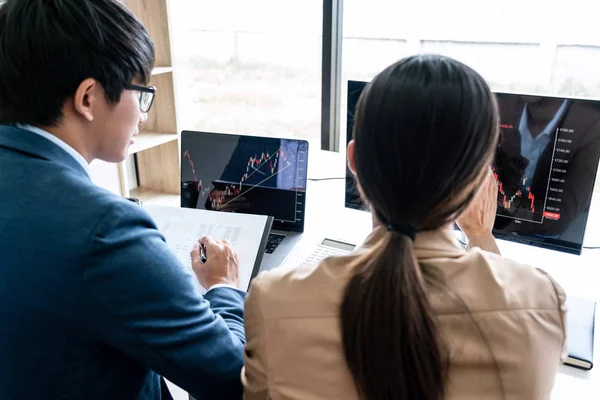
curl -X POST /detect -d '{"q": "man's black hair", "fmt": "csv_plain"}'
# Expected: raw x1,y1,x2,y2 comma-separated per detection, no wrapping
0,0,155,126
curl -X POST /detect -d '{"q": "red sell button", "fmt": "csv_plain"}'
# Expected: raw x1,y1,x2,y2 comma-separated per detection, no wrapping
543,212,561,220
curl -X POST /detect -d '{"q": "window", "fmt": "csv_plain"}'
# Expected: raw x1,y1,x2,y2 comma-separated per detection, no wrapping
341,0,600,191
170,0,600,191
342,0,600,95
170,0,323,147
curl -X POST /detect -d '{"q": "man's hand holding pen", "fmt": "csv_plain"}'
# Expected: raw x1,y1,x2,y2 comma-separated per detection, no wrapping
190,236,240,289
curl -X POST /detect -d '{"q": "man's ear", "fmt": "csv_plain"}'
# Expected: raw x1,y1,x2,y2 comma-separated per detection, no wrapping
347,140,357,176
72,78,98,122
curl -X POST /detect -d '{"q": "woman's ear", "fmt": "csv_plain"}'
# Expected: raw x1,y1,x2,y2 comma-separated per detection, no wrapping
347,140,357,176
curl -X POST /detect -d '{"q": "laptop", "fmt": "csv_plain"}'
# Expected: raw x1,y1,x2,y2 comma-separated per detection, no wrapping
345,80,600,255
180,130,309,271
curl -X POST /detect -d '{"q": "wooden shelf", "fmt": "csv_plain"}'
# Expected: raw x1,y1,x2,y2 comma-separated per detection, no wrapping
123,0,172,66
152,66,173,76
130,186,180,207
128,132,178,155
115,0,179,201
146,72,177,134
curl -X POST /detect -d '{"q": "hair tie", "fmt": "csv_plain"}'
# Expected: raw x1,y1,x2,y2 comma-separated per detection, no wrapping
375,210,419,241
386,222,419,241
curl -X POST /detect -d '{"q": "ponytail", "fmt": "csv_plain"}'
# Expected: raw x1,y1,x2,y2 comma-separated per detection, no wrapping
340,231,447,400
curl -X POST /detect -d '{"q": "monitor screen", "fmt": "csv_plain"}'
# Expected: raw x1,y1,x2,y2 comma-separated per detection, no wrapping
181,131,309,232
493,93,600,254
345,80,369,211
344,81,600,254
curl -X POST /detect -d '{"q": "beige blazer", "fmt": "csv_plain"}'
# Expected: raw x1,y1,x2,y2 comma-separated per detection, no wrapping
242,227,567,400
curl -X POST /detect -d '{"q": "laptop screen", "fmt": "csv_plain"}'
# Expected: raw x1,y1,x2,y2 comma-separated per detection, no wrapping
181,131,309,232
344,81,600,254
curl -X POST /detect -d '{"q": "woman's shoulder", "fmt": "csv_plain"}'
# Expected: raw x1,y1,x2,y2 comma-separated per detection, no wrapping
248,255,358,319
480,248,563,296
251,262,321,293
430,247,566,315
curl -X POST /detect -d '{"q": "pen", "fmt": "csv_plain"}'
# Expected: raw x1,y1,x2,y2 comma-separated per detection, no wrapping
200,243,207,264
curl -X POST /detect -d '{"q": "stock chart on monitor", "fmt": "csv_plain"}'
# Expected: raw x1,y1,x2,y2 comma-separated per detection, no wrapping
344,80,600,254
181,131,309,231
493,93,600,254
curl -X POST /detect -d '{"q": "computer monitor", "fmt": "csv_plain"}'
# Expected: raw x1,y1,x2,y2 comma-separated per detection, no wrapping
344,80,600,255
181,131,309,232
493,93,600,254
345,80,369,211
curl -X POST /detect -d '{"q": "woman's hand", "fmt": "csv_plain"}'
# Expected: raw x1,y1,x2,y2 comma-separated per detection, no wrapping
456,169,498,240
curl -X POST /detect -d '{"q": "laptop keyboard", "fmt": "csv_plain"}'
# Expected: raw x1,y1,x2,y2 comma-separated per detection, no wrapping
265,233,286,254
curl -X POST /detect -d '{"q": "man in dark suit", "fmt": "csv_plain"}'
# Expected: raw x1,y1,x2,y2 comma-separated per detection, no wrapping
493,94,600,240
0,1,245,399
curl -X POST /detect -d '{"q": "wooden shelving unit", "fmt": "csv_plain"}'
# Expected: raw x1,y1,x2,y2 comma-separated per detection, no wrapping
128,132,178,155
119,0,180,206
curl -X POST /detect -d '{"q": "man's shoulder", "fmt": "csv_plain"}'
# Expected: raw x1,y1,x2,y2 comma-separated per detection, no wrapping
566,103,600,140
3,149,152,237
48,169,144,224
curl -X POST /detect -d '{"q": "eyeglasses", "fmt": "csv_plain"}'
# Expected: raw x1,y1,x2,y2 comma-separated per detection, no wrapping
124,84,157,113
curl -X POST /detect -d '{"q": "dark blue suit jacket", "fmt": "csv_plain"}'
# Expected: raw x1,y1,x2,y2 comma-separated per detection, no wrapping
0,126,246,399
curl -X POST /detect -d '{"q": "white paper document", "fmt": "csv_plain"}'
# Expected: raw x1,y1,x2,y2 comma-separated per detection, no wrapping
144,205,271,294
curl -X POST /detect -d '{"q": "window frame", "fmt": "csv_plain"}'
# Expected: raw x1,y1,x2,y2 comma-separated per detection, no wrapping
320,0,344,151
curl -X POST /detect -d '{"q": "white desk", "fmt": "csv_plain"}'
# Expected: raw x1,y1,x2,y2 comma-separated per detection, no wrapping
175,150,600,399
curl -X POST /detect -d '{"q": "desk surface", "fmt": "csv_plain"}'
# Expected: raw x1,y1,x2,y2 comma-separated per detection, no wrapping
173,149,600,399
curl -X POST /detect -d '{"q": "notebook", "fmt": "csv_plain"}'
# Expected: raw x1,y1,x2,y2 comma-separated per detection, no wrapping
565,296,596,370
144,204,272,294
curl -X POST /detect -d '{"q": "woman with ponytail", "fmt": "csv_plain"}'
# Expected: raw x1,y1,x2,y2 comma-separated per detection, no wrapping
242,54,567,400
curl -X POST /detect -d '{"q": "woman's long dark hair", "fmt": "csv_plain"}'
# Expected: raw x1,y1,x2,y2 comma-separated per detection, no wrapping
340,54,499,400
